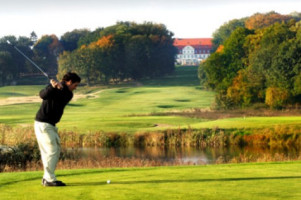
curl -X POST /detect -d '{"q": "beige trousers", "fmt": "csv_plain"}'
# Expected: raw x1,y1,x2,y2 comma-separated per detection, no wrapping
34,121,60,182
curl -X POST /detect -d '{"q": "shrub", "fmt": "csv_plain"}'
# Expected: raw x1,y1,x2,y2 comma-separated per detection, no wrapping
0,143,40,172
265,87,289,109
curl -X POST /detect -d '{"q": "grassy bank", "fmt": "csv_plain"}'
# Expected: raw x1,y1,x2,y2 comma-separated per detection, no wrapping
2,124,301,172
1,124,301,148
1,161,301,199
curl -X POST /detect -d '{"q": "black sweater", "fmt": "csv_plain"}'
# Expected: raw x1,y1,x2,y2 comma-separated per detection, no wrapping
35,83,73,126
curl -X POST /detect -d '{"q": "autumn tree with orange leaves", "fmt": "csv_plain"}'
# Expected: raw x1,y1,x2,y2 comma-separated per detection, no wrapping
33,34,63,75
58,22,176,85
200,11,301,109
245,11,291,30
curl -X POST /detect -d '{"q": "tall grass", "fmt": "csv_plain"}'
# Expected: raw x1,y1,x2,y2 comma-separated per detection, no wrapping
2,124,301,172
1,124,301,148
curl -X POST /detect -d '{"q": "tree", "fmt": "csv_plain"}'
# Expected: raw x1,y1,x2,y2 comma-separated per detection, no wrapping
226,69,257,107
265,87,289,109
92,35,117,84
269,39,299,89
77,27,104,47
125,35,149,79
200,52,228,89
242,23,295,105
212,18,245,52
127,22,176,78
33,35,63,75
245,11,292,30
57,22,176,85
202,12,301,108
0,51,14,85
30,31,38,44
60,29,90,52
203,27,253,91
293,73,301,100
15,36,34,74
58,35,114,85
0,36,34,81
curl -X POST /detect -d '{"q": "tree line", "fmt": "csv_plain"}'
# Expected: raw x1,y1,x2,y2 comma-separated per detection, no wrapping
0,32,62,85
0,22,176,86
199,11,301,109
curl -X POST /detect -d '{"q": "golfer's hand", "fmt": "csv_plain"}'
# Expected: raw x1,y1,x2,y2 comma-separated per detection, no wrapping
50,79,63,90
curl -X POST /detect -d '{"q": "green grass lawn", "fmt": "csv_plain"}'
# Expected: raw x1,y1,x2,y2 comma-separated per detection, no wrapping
1,67,301,200
1,161,301,200
0,85,43,99
0,66,300,133
194,116,301,129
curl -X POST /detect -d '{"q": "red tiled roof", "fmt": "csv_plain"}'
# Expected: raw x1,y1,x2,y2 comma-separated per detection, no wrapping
174,38,212,47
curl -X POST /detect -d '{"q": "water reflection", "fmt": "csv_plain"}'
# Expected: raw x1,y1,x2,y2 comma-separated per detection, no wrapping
65,145,301,165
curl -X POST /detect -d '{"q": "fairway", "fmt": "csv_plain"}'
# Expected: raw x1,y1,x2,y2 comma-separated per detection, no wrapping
0,66,300,133
0,85,43,99
1,162,301,200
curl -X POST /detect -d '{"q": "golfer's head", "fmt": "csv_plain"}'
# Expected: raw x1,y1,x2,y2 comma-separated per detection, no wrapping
62,72,81,91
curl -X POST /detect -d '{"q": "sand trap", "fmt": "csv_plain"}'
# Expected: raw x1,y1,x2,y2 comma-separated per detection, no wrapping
0,90,104,106
0,96,41,105
153,123,173,127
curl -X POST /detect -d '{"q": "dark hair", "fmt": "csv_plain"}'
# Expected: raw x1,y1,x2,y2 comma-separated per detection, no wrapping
62,72,81,83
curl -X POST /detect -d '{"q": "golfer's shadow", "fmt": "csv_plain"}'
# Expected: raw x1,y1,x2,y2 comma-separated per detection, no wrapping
68,176,301,186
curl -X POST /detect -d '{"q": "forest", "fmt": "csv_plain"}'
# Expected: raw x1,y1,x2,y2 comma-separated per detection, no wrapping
199,11,301,109
0,22,176,86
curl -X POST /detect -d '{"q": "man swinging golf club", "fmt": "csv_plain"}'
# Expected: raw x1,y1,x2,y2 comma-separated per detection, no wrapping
34,72,81,187
6,40,81,186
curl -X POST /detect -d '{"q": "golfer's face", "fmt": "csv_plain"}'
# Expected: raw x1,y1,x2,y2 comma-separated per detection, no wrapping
66,81,79,92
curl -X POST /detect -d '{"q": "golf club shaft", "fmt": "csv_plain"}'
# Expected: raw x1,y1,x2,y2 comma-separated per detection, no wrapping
7,40,50,79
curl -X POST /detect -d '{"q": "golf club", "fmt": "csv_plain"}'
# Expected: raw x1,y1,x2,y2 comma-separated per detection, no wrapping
6,40,50,80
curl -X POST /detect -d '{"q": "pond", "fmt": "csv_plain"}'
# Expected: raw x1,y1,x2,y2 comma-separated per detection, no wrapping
64,145,301,166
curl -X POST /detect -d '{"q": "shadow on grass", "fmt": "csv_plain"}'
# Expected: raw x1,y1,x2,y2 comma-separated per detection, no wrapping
0,176,42,188
2,169,301,188
68,176,301,186
0,92,27,97
157,105,177,108
67,103,84,107
0,168,130,187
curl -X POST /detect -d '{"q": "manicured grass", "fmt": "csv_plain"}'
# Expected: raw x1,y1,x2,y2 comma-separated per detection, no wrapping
1,162,301,199
0,66,215,132
193,116,301,129
0,85,214,132
0,66,300,133
59,85,214,132
0,85,43,99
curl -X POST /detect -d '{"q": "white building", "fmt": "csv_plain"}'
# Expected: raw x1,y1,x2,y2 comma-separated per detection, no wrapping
174,38,212,65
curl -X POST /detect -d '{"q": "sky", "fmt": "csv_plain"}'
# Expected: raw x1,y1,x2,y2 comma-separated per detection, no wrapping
1,0,301,39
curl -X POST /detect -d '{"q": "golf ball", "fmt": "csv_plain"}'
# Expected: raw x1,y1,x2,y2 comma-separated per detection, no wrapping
107,180,111,184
